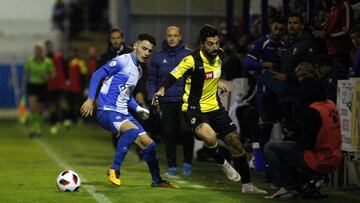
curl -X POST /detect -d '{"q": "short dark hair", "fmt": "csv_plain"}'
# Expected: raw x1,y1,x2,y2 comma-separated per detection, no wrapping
199,24,219,43
288,13,304,24
136,33,156,46
110,28,124,38
271,16,285,24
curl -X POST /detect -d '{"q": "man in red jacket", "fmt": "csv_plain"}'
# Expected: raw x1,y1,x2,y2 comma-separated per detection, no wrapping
264,77,341,199
45,40,68,132
313,0,354,71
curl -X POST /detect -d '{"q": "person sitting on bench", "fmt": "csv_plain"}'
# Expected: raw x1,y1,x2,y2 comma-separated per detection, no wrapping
264,77,341,199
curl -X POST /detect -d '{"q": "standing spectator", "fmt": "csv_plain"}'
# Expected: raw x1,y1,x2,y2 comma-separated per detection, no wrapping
349,26,360,77
87,46,98,79
65,47,88,125
52,0,66,32
313,0,354,70
244,17,285,149
147,26,194,176
153,25,267,194
315,55,349,103
21,43,55,137
274,13,318,138
69,0,84,40
98,28,132,67
45,40,68,132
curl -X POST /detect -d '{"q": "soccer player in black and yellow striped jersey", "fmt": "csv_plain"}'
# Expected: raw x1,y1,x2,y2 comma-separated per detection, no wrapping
153,24,267,194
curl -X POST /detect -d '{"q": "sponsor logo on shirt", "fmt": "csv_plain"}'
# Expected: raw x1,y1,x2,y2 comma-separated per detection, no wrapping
162,59,168,63
171,66,179,73
204,72,214,79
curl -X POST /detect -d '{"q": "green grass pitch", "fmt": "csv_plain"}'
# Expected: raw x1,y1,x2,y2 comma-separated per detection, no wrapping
0,120,359,203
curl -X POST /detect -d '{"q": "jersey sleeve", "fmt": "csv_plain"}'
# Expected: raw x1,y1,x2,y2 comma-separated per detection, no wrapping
87,57,125,100
128,95,139,111
100,57,126,76
244,40,264,71
247,39,262,61
170,55,195,79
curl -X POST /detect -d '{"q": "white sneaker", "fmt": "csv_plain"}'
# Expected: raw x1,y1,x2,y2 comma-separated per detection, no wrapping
242,183,268,194
220,160,241,182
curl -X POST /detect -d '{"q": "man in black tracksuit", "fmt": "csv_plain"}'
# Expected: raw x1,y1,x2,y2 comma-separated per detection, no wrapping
98,28,132,67
273,13,318,139
316,55,349,103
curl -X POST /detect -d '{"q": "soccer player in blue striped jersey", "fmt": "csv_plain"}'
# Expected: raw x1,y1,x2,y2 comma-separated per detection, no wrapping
80,33,177,188
244,17,285,183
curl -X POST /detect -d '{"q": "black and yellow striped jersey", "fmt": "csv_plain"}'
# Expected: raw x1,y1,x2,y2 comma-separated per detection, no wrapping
170,49,223,113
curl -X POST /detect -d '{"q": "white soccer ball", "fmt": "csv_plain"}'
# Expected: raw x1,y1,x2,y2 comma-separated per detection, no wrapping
56,170,81,192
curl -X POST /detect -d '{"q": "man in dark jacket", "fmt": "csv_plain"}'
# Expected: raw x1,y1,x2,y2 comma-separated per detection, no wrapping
147,26,194,176
98,28,132,67
273,13,318,138
316,55,349,103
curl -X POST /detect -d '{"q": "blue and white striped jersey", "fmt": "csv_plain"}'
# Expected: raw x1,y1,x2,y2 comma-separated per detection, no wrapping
88,53,142,115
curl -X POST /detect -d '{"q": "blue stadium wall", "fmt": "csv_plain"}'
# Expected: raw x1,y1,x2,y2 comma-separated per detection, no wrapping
0,64,24,108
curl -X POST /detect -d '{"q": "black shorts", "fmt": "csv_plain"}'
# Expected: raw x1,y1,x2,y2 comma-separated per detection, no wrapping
183,107,237,138
28,84,47,102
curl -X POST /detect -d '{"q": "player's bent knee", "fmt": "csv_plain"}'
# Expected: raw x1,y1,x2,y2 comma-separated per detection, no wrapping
123,128,141,143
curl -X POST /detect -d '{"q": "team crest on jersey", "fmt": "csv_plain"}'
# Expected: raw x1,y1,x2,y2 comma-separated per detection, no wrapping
204,72,214,79
109,60,117,67
191,117,196,124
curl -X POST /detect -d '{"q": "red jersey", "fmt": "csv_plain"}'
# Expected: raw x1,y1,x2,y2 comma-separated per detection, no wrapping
326,0,353,55
67,58,87,93
87,56,97,77
47,52,67,91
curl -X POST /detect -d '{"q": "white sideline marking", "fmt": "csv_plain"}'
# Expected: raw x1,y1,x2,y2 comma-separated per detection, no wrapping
164,174,207,189
175,180,188,184
189,185,206,189
34,139,113,203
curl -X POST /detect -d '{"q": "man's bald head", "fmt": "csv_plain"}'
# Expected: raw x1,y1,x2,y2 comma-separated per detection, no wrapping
165,26,182,48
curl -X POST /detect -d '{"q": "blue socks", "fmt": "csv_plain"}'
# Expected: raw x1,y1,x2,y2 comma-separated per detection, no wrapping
143,142,161,183
111,128,139,170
